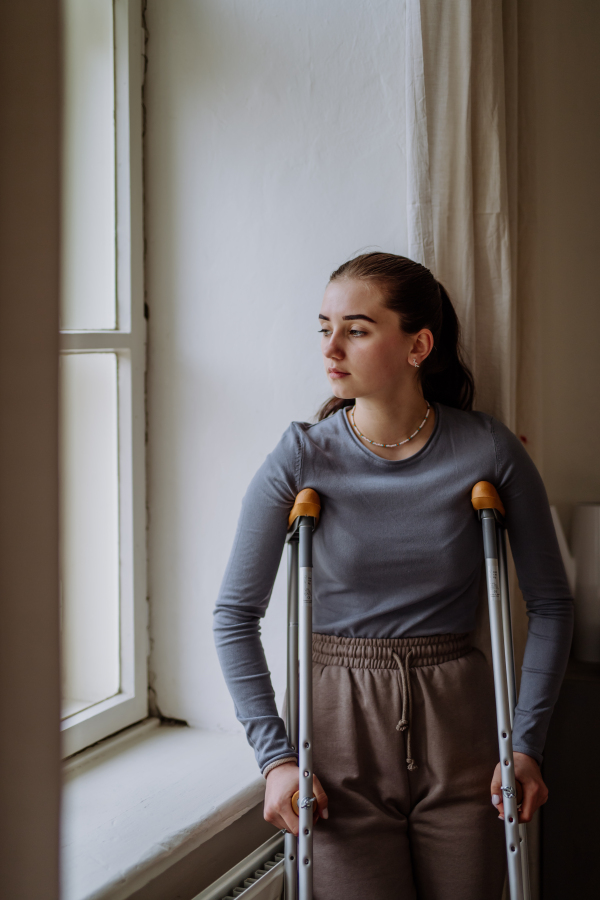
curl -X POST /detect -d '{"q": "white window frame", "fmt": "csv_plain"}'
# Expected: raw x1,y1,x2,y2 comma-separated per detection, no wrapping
60,0,147,758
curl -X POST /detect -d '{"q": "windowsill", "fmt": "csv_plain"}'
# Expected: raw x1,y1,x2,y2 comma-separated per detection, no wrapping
62,718,265,900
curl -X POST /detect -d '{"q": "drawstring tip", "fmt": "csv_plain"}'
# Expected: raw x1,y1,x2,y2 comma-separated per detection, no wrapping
396,720,407,732
406,759,418,771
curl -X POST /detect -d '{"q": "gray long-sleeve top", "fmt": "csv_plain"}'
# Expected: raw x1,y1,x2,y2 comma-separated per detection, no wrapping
213,404,573,773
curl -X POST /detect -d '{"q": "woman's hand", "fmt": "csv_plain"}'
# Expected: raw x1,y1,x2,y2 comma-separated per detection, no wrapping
491,752,548,823
264,762,329,835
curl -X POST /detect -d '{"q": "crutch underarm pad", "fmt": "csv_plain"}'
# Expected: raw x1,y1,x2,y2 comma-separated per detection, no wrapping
288,488,321,529
471,481,505,516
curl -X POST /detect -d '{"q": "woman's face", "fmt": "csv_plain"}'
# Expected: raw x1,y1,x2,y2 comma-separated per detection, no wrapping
319,278,430,402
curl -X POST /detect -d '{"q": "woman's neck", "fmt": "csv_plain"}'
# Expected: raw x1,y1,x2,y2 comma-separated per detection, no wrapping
348,389,435,462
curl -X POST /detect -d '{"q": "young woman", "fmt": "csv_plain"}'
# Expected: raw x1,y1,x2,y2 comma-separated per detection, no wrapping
213,253,573,899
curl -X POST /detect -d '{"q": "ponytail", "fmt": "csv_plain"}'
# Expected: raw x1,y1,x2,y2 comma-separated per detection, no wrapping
420,284,474,411
317,253,474,421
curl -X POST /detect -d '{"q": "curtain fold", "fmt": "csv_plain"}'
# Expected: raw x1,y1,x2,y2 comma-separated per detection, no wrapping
405,0,517,427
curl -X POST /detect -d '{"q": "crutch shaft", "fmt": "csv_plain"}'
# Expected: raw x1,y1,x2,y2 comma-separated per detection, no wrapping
286,542,299,750
498,529,531,900
481,511,524,900
284,832,297,900
298,520,314,900
284,542,299,900
285,491,320,900
497,531,517,721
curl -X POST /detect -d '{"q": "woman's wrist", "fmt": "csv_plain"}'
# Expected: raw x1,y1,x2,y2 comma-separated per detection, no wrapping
262,756,298,779
513,747,543,767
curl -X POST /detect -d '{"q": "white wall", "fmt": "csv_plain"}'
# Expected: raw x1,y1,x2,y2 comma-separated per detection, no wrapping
146,0,408,730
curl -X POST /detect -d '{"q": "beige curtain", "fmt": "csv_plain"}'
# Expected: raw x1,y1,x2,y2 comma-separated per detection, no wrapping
405,7,540,891
405,0,517,427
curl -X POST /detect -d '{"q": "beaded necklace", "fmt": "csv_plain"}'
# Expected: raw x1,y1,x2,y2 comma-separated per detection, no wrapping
350,402,431,449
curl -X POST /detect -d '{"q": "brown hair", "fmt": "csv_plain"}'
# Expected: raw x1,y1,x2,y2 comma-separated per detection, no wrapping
317,252,474,420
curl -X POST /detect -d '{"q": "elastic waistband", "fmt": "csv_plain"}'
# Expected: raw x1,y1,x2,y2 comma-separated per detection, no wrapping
312,632,471,669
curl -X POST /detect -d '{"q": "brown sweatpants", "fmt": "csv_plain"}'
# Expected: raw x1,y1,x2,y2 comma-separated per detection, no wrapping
311,633,506,900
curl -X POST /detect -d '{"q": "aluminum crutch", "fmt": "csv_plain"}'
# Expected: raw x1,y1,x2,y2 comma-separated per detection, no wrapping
472,482,531,900
284,489,320,900
496,504,531,899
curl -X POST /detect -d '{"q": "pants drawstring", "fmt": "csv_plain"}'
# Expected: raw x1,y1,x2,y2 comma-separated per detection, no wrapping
392,648,418,771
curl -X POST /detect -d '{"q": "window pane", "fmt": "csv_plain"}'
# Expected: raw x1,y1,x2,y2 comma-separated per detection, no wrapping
61,0,116,330
60,353,120,718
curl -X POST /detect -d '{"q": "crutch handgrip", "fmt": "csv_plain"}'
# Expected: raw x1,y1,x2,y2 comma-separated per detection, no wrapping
291,789,317,816
291,790,300,815
471,481,505,516
288,488,321,529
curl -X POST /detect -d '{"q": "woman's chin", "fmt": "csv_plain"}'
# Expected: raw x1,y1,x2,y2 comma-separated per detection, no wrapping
329,382,355,400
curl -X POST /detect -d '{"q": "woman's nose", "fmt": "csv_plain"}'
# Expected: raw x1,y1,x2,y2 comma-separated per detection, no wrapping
323,336,344,360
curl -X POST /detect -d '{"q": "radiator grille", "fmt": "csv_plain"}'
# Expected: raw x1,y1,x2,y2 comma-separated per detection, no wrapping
220,852,284,899
192,833,285,900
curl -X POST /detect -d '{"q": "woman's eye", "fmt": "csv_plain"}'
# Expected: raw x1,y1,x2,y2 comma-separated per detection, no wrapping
318,327,366,337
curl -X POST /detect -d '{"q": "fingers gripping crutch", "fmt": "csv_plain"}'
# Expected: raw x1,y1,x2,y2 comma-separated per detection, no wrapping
472,483,531,900
284,490,321,900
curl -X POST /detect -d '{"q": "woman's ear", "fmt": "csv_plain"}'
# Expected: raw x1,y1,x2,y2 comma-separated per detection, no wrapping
407,329,434,367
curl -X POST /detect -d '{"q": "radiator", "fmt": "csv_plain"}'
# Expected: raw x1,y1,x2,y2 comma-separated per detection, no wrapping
192,832,284,900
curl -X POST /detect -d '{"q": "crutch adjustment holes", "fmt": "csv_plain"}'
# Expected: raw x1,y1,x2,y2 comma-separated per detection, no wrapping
303,741,310,749
503,759,510,766
502,731,507,738
303,858,310,866
304,828,310,836
508,816,514,823
304,770,309,777
510,845,517,853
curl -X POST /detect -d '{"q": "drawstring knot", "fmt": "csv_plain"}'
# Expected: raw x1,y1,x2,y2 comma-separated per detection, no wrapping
392,648,418,772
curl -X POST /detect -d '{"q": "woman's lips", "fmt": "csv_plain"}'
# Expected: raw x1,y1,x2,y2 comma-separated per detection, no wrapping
328,368,350,379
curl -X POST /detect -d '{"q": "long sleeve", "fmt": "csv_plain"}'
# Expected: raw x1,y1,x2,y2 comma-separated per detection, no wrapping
213,424,303,773
492,419,574,763
213,407,574,774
